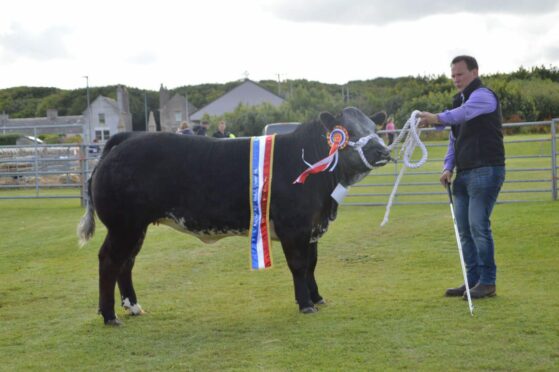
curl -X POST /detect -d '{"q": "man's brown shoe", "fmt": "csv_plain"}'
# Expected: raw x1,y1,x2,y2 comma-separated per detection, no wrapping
445,284,466,297
464,283,496,300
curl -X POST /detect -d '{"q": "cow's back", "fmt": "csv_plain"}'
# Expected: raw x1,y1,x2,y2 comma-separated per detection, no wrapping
92,133,252,232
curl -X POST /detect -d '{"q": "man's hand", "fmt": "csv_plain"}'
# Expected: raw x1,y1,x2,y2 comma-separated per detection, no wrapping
418,112,440,127
440,170,453,187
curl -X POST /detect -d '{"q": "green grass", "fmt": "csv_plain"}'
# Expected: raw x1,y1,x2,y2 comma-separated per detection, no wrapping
0,198,558,370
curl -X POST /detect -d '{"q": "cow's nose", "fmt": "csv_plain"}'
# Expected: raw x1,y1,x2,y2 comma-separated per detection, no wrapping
371,147,392,166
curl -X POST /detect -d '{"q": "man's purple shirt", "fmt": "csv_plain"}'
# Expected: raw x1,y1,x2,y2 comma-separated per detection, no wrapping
435,88,497,171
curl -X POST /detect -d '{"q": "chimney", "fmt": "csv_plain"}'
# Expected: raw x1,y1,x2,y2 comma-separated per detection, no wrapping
159,84,170,108
116,86,130,113
47,109,58,120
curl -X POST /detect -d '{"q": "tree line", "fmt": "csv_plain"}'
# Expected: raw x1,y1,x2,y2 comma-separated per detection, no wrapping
1,65,558,137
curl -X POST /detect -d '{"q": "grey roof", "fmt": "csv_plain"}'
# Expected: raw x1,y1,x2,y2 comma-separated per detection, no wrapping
82,95,119,115
1,115,84,126
190,79,285,121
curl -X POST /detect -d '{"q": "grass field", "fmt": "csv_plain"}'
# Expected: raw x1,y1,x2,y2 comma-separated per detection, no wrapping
1,198,558,371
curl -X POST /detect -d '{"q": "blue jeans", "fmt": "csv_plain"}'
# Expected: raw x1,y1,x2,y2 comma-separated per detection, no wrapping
452,166,505,286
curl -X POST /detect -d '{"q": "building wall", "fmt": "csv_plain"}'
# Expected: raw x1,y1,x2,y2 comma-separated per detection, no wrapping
158,87,196,132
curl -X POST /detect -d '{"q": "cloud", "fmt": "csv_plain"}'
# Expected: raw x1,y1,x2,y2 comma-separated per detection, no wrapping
545,46,559,60
265,0,559,25
126,51,158,65
0,23,69,61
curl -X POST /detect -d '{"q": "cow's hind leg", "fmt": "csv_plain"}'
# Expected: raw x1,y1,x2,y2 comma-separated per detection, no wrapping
281,236,317,313
118,229,146,316
306,242,325,305
98,228,145,325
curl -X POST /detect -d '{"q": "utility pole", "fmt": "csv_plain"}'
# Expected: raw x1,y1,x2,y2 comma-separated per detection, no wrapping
185,89,189,122
83,76,92,143
144,91,148,131
81,75,92,208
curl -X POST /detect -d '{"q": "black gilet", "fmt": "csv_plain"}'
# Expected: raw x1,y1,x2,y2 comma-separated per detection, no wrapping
450,78,505,172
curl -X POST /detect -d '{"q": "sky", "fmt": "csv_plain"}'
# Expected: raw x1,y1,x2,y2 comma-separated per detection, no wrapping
1,0,558,90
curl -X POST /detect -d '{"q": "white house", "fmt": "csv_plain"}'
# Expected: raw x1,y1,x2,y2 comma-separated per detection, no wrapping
83,86,132,142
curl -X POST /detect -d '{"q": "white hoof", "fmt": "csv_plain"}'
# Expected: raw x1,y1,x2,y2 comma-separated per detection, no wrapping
122,298,145,316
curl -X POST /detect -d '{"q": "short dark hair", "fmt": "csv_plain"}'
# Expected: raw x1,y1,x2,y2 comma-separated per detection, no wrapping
451,55,478,71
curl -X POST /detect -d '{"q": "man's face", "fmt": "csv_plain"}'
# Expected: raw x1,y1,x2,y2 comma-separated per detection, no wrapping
451,60,478,92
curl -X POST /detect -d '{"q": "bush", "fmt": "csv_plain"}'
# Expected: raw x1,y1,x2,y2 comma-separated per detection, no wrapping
36,133,82,144
0,133,22,146
38,134,63,144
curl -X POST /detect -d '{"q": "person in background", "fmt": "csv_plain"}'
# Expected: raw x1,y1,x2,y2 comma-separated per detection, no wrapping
193,121,209,136
385,116,396,145
176,121,193,135
418,55,505,300
212,120,235,138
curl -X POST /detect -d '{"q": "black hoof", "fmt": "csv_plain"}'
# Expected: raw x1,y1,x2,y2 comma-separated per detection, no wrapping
104,318,123,326
300,306,318,314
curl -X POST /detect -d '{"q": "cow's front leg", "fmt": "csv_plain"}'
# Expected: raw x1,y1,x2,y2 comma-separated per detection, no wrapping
306,242,325,305
280,236,316,313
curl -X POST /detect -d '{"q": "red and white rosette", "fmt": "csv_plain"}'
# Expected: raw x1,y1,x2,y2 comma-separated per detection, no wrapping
293,126,349,184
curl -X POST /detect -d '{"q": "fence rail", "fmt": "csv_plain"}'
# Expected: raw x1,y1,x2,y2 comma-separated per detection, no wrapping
344,119,558,206
0,120,557,206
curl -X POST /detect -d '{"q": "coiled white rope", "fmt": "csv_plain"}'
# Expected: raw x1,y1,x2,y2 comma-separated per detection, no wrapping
380,110,428,226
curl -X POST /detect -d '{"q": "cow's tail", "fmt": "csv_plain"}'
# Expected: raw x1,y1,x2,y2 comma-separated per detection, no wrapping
77,132,137,247
77,176,95,247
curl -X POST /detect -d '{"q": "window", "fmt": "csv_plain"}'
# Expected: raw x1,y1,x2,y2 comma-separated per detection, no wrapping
95,129,111,142
175,111,182,123
98,113,106,125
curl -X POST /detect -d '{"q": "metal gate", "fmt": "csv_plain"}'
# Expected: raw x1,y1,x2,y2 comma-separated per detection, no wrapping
1,120,557,206
0,124,98,206
344,119,558,205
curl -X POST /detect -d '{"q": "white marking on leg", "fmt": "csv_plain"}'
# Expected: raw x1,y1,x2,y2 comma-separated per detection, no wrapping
122,297,144,315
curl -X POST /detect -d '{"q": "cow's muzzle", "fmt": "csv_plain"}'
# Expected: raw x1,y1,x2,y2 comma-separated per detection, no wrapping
348,133,391,170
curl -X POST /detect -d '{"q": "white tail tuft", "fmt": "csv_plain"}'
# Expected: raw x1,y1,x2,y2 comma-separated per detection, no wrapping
77,202,95,247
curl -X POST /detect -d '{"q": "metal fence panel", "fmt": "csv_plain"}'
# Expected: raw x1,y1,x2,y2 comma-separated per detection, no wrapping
0,120,557,206
345,119,558,206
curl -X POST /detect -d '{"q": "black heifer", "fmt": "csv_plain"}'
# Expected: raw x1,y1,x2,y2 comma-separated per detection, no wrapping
77,107,391,325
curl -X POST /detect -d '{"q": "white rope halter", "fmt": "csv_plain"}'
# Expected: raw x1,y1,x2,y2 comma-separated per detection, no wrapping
347,133,381,170
381,110,428,226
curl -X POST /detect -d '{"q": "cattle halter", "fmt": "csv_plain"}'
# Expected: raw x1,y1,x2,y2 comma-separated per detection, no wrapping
347,132,385,170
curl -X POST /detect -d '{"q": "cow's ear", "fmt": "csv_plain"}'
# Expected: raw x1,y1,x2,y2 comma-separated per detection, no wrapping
319,112,337,131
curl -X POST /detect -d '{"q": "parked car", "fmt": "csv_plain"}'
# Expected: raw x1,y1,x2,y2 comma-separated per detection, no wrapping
15,136,44,145
263,122,300,135
88,144,101,154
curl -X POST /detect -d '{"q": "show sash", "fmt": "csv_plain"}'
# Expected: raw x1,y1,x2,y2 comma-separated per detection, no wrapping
249,135,275,270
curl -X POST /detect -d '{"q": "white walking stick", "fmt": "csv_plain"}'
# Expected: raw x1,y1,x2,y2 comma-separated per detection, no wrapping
446,182,474,316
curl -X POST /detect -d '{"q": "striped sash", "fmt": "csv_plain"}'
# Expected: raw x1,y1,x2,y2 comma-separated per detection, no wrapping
249,135,275,270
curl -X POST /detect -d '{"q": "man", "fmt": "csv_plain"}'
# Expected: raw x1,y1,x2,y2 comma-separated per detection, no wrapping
212,120,235,138
418,55,505,300
193,121,209,136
